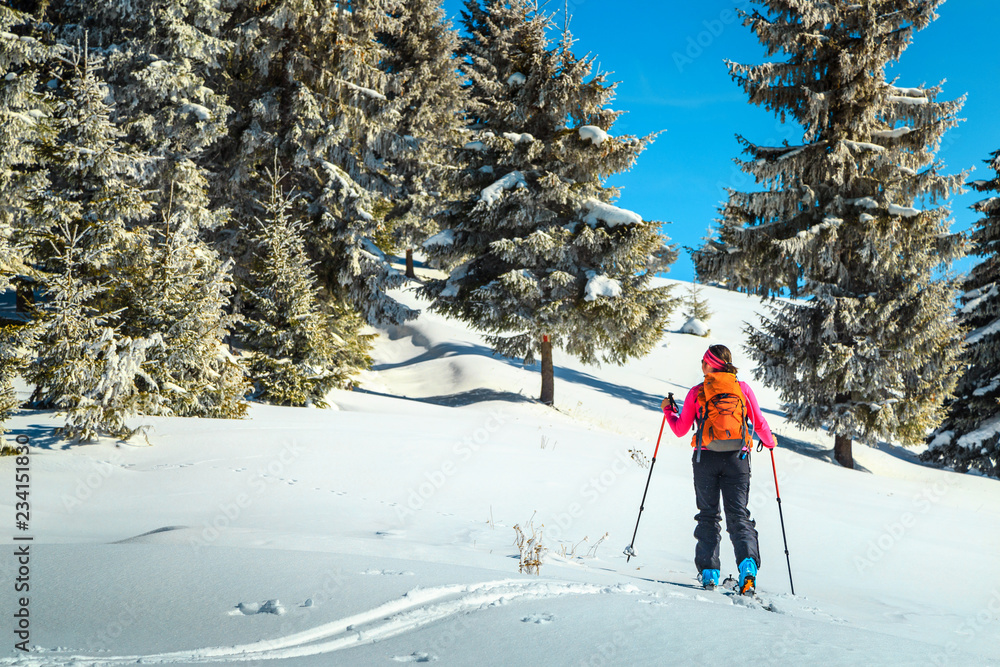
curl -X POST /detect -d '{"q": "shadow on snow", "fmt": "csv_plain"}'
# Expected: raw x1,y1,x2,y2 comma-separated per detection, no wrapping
372,335,668,412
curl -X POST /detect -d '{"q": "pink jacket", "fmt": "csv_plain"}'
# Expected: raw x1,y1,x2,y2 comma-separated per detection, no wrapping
664,380,776,449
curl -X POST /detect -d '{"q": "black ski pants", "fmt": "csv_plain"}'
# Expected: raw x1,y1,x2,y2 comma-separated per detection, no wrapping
692,449,760,572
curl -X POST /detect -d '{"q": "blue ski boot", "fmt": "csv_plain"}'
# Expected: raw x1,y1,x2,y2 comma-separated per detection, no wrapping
699,569,720,590
738,558,757,596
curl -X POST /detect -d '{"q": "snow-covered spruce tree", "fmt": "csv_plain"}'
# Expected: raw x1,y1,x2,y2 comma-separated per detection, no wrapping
0,322,31,432
238,166,371,407
0,4,52,430
215,0,416,332
46,0,249,419
21,48,169,441
923,151,1000,477
423,2,677,405
693,1,966,469
381,0,466,279
116,191,250,419
0,4,50,277
51,0,233,236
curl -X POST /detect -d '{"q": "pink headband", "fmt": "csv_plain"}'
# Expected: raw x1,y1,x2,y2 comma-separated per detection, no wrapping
703,349,727,371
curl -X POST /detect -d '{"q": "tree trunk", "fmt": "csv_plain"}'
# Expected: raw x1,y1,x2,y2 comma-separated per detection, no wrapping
540,335,554,406
405,248,415,279
834,433,854,469
15,280,34,313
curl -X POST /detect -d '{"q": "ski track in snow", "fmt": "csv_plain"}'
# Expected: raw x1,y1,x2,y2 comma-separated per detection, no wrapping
5,580,637,665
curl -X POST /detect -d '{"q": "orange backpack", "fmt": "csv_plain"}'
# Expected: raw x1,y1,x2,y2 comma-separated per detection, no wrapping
691,372,753,458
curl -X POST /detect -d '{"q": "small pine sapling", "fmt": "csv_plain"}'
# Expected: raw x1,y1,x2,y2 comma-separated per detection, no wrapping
683,281,713,322
237,165,371,407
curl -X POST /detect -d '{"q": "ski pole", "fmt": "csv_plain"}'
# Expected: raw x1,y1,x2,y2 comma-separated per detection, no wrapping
769,448,795,595
624,397,671,562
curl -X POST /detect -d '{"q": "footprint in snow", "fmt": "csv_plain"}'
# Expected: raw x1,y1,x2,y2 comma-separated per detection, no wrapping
361,569,415,576
521,613,554,624
392,653,437,663
231,599,286,616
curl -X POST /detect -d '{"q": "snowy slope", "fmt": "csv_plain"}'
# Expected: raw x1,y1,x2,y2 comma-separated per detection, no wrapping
1,278,998,666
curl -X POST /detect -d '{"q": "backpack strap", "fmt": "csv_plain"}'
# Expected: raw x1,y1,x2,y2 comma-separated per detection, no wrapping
693,384,706,463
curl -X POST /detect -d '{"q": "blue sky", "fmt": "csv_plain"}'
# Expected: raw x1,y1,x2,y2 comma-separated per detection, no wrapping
440,0,1000,283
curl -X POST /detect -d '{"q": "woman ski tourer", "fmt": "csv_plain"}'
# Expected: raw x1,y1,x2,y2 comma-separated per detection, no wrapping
661,344,777,596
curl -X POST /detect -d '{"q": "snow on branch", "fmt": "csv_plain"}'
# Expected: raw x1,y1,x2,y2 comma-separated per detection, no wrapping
973,376,1000,398
961,285,999,315
480,171,527,205
843,140,886,153
5,108,47,126
583,199,642,228
360,238,385,260
888,95,928,106
755,144,810,160
179,102,211,121
776,215,842,253
503,132,534,144
887,203,921,218
464,131,495,152
319,160,364,199
334,79,386,101
584,271,622,301
889,86,926,98
422,229,455,248
957,414,1000,450
578,125,610,145
967,317,1000,346
847,197,879,209
439,261,470,298
871,126,913,140
974,196,1000,214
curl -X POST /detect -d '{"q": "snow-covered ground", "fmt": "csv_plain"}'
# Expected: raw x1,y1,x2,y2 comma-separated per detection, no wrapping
1,277,999,665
